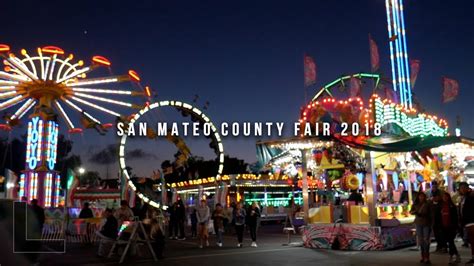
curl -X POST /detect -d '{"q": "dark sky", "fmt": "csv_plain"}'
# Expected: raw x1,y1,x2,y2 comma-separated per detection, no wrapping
1,0,473,176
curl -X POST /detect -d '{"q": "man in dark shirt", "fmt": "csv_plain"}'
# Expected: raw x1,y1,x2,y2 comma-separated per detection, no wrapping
79,202,94,219
97,208,118,256
347,190,364,205
459,182,474,263
29,199,45,233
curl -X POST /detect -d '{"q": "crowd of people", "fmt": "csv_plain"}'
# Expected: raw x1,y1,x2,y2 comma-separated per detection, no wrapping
167,198,262,248
75,198,263,260
411,181,474,264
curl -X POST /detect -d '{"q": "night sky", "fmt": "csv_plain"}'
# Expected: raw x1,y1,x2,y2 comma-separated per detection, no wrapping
1,0,473,177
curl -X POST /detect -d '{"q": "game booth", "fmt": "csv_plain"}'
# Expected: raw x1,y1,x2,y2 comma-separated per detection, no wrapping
168,173,303,222
257,135,474,250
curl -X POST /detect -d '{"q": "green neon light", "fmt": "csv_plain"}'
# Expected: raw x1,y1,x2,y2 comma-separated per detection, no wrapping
374,98,447,137
312,72,382,101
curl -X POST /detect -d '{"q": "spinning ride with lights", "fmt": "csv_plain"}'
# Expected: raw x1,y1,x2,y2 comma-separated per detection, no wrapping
0,45,148,207
118,100,225,209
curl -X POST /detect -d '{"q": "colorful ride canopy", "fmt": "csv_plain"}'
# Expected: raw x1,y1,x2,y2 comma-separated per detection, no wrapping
301,72,448,144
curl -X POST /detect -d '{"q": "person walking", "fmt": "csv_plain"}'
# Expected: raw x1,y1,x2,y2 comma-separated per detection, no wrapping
196,199,210,248
233,203,246,248
410,192,433,264
247,202,260,247
431,191,446,253
459,182,474,264
212,203,225,247
439,192,461,264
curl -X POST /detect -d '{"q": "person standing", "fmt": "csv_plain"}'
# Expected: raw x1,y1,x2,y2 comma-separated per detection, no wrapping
176,199,186,240
439,192,461,264
79,202,94,218
168,202,178,239
79,202,94,244
27,199,45,264
212,203,225,247
29,199,45,234
410,192,433,264
234,203,246,248
196,199,210,248
190,208,198,239
459,182,474,264
347,190,364,205
247,202,260,247
150,218,165,259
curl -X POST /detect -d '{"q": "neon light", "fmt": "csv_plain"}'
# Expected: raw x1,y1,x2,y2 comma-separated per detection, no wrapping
0,44,10,53
56,66,91,83
11,99,35,120
386,0,412,109
29,172,38,201
399,0,412,109
128,70,140,82
72,87,132,95
55,55,73,81
66,77,119,87
69,96,121,117
373,96,447,136
26,117,41,170
44,173,52,207
37,119,43,164
144,86,152,97
41,46,65,55
54,100,74,129
0,95,26,112
0,71,29,82
386,0,397,92
92,55,111,66
19,174,25,198
46,121,59,170
0,90,17,99
73,92,133,107
54,174,61,207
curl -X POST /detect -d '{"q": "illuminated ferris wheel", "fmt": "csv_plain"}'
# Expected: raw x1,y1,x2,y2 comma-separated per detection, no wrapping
0,44,150,132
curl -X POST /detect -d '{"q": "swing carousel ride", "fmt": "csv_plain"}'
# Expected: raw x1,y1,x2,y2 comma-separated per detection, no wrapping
0,44,149,207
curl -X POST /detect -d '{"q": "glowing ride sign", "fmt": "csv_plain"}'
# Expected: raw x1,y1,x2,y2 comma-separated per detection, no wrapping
26,116,43,170
372,96,448,137
46,121,59,170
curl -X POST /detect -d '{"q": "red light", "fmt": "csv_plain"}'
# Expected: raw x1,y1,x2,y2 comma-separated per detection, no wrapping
41,46,65,55
144,86,152,97
68,128,83,134
0,44,10,53
128,70,140,82
0,124,12,131
102,123,113,129
92,55,111,66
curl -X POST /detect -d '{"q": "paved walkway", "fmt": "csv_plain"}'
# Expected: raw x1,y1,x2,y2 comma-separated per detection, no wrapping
34,225,474,266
